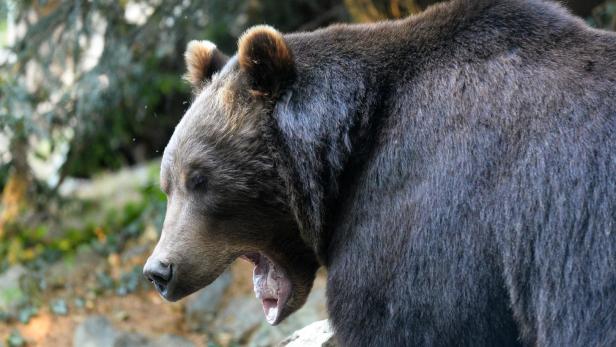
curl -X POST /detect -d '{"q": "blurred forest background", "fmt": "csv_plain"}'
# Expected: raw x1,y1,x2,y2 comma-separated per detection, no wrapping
0,0,615,346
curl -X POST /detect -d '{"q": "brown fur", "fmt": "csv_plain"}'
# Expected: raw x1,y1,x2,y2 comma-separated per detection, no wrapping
183,40,229,92
238,25,295,96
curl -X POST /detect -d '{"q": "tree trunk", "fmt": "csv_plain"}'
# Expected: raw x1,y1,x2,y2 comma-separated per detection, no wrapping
0,132,31,240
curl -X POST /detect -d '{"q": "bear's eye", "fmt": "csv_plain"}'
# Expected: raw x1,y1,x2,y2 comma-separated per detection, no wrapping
187,174,207,191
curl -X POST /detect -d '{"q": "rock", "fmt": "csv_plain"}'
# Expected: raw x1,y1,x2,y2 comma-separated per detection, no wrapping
57,160,160,234
212,296,263,343
59,161,155,205
50,298,69,316
209,284,328,346
278,320,336,347
74,315,195,347
73,316,118,347
74,297,86,310
150,335,195,347
6,329,25,347
0,265,27,314
17,306,37,324
185,270,232,332
113,333,149,347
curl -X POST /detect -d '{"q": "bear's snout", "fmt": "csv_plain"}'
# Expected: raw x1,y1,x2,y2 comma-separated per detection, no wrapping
143,258,173,296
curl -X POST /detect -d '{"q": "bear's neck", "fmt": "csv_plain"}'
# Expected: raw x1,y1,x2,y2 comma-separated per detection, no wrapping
264,0,491,262
267,40,397,264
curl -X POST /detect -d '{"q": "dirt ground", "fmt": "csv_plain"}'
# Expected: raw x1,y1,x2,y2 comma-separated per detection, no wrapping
0,239,328,347
0,250,257,347
0,290,205,347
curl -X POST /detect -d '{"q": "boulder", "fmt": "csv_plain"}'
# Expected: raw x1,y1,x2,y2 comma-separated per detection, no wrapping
184,270,232,332
150,335,195,347
0,265,27,314
113,333,149,347
73,316,118,347
279,320,336,347
211,296,263,343
73,315,195,347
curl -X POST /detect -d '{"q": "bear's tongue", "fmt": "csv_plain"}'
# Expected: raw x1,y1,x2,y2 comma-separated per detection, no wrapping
242,253,291,325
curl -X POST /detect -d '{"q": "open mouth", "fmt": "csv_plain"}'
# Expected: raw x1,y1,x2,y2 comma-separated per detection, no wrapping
240,252,291,325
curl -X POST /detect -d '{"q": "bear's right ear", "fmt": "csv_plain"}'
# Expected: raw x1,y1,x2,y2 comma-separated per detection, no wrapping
238,25,295,97
184,40,229,93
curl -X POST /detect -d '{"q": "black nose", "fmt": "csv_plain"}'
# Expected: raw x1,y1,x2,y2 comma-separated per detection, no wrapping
143,260,172,292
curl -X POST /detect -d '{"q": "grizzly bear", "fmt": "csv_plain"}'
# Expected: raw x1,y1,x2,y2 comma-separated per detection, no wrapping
144,0,616,345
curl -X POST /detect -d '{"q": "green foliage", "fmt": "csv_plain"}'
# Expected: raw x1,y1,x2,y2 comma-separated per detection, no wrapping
0,164,9,194
1,0,347,185
0,161,166,272
0,287,24,309
1,1,192,179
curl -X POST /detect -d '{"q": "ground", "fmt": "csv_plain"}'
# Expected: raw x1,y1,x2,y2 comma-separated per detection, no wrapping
0,254,261,347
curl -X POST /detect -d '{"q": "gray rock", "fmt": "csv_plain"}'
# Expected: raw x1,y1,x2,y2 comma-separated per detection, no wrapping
50,298,69,316
74,316,195,347
212,296,263,343
0,265,27,313
59,161,154,205
113,333,149,347
6,329,25,347
150,335,195,347
185,270,232,332
278,320,336,347
73,316,118,347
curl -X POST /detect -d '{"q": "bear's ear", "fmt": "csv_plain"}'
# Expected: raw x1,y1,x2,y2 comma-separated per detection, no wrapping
238,25,295,97
184,40,229,92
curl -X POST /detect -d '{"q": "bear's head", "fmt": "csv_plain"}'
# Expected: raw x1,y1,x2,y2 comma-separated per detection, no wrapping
143,26,319,325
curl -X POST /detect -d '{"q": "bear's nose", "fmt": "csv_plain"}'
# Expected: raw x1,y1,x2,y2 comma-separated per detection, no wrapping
143,259,173,292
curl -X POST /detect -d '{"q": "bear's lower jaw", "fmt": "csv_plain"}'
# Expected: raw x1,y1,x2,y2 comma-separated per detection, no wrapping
241,252,292,325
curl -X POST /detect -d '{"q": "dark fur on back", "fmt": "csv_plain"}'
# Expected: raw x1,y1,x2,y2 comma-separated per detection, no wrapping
258,0,616,345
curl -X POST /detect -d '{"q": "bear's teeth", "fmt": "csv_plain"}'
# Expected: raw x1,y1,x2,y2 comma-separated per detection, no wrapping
265,305,278,324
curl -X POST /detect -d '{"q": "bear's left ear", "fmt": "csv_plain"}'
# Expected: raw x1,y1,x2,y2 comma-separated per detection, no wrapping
238,25,295,97
184,40,229,93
